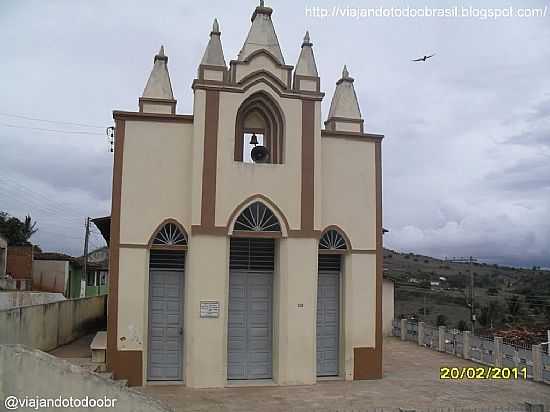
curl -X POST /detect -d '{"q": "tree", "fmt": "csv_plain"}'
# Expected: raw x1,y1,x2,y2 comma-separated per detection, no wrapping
0,212,38,245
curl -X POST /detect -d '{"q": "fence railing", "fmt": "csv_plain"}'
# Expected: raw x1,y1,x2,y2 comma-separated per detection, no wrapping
392,318,550,386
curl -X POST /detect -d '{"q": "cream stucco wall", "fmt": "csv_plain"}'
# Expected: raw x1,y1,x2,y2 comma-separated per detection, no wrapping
120,121,193,245
343,252,377,379
117,247,148,351
321,137,376,249
203,69,224,82
215,85,303,229
140,103,172,114
277,237,318,384
184,235,229,387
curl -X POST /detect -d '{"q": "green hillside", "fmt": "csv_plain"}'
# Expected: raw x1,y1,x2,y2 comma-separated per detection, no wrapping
384,248,550,336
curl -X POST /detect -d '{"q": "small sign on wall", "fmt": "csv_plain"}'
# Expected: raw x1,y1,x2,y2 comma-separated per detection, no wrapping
200,301,220,318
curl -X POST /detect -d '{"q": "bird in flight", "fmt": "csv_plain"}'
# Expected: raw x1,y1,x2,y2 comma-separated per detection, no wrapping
412,54,436,62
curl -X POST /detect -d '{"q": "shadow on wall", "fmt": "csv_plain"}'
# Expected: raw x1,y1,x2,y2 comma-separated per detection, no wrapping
0,295,107,352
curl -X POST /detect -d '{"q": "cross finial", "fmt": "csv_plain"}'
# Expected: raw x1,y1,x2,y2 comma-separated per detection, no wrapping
260,0,265,7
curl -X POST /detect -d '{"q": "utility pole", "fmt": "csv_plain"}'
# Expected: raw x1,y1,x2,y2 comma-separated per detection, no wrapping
448,256,478,333
83,217,90,284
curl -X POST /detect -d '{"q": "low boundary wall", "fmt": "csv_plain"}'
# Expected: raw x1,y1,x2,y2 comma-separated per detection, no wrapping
0,345,171,412
0,295,106,351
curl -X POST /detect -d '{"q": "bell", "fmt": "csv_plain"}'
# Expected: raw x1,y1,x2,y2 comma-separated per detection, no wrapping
249,133,258,146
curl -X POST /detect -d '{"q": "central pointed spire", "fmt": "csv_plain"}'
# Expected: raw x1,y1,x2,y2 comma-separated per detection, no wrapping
238,1,285,64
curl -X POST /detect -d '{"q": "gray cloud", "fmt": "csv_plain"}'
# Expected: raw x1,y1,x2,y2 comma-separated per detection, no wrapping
1,0,549,266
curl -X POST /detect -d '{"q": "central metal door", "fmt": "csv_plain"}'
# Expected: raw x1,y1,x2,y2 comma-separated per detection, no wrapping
317,254,340,376
147,250,185,381
228,238,274,380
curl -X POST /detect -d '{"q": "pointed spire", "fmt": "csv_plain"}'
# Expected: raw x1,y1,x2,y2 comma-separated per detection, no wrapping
238,2,285,64
200,18,226,67
142,45,174,99
327,65,362,120
295,30,318,77
342,65,349,79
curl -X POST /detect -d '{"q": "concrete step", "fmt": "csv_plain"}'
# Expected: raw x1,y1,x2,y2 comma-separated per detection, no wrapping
90,331,107,364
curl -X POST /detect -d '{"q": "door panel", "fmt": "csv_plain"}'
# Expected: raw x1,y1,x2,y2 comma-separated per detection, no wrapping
147,269,184,381
317,271,340,376
228,271,273,380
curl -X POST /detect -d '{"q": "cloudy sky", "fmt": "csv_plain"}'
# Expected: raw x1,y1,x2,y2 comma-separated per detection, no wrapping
1,0,549,267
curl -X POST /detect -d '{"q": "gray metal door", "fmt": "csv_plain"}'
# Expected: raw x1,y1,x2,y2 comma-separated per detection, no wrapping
317,255,340,376
228,238,274,380
147,251,185,381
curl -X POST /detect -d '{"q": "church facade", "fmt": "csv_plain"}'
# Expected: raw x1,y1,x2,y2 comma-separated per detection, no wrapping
107,2,384,387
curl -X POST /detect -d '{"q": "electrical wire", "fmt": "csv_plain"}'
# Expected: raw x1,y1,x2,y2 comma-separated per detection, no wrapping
0,112,105,129
0,122,104,136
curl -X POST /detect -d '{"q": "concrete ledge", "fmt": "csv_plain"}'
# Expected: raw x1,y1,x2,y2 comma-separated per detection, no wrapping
0,344,171,412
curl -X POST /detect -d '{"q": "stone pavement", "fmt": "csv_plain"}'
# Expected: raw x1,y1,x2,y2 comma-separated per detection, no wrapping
139,338,550,411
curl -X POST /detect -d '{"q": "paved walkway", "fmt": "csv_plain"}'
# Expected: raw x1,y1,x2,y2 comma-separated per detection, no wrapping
139,338,550,411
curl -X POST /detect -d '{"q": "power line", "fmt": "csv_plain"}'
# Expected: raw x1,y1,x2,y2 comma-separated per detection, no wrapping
0,112,105,129
0,122,104,136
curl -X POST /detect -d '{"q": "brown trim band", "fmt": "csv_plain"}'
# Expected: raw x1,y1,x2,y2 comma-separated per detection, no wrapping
354,140,383,380
350,249,377,254
113,110,193,123
321,129,384,142
200,90,220,228
192,77,324,101
301,100,315,232
107,119,144,387
119,243,148,249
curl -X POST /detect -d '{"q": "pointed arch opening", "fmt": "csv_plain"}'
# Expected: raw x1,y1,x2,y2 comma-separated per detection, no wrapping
318,226,351,254
234,92,285,164
148,219,188,250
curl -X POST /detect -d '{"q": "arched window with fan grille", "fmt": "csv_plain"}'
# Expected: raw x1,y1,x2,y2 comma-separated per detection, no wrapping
150,221,188,249
319,228,349,254
233,201,281,235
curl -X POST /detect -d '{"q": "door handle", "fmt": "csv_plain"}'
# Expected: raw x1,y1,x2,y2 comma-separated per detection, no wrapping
179,327,183,336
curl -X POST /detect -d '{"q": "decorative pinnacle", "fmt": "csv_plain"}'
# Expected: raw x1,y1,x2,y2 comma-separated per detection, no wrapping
303,31,310,44
212,18,220,33
260,0,265,6
342,65,349,79
154,45,168,62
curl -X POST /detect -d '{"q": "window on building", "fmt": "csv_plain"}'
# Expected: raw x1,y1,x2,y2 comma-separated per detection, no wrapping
99,271,107,286
234,201,281,232
86,271,96,286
